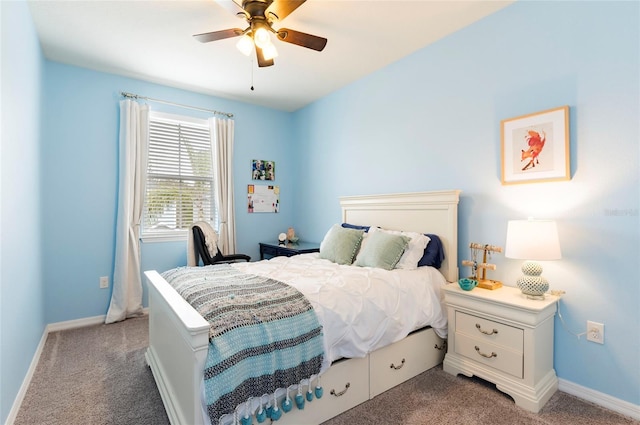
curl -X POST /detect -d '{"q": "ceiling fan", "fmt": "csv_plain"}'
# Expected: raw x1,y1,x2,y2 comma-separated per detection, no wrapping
194,0,327,67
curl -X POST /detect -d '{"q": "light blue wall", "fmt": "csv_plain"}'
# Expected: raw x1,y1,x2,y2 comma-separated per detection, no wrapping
0,1,45,422
293,1,639,406
41,63,296,323
2,1,638,420
2,6,296,415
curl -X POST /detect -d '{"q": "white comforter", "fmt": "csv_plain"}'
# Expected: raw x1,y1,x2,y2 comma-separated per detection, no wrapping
231,253,448,372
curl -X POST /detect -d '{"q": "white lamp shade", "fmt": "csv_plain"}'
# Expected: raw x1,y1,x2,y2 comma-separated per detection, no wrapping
505,219,561,261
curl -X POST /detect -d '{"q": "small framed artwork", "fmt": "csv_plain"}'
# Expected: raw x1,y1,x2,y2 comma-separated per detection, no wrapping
251,159,275,181
501,106,570,185
247,185,279,213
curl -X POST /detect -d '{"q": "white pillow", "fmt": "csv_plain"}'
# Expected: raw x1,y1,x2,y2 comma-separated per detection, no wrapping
369,227,430,270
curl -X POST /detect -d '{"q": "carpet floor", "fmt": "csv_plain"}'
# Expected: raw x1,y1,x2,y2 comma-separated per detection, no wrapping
14,316,639,425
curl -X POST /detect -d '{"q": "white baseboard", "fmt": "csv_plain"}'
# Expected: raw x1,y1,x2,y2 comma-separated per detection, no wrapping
559,378,640,421
46,314,107,332
4,328,48,425
46,308,149,333
4,309,149,425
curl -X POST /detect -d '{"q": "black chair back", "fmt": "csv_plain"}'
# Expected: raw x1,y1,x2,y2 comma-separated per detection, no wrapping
192,225,251,266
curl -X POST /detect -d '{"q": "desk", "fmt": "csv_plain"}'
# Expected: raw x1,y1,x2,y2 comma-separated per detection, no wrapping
259,241,320,260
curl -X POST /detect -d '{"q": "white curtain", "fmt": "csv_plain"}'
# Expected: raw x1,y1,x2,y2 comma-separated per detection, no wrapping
105,99,149,324
209,117,236,254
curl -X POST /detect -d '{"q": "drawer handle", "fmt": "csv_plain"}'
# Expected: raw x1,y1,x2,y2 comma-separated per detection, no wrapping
434,340,447,351
475,323,499,335
390,358,406,370
330,382,350,397
474,345,497,359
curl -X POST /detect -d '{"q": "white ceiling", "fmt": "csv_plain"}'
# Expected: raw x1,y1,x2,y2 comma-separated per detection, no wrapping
27,0,513,112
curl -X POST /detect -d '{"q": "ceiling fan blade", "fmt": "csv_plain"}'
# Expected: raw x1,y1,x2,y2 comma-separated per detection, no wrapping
267,0,306,21
193,28,244,43
214,0,245,17
256,47,275,67
276,28,327,51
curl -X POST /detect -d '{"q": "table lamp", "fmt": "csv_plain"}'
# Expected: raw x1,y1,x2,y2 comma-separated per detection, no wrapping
505,219,561,299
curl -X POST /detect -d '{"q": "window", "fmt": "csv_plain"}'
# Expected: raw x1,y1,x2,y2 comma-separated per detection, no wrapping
142,112,216,241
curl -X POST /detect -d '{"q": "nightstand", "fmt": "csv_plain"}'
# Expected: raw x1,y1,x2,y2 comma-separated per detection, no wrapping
259,241,320,260
442,283,558,413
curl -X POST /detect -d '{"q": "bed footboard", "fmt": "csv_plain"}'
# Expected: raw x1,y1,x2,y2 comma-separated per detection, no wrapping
145,270,209,425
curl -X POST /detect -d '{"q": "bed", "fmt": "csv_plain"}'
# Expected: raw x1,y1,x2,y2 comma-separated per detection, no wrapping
144,190,460,425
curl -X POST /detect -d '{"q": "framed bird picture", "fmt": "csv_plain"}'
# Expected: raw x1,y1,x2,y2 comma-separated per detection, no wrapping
501,106,570,185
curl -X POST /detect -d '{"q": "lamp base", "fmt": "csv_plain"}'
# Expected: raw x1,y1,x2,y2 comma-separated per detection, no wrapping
517,275,549,299
516,261,549,299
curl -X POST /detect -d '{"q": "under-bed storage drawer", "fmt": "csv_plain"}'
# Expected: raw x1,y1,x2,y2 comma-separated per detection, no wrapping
277,356,369,425
369,328,445,398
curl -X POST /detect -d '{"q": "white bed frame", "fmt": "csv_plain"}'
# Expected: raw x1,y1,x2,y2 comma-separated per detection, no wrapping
144,190,460,425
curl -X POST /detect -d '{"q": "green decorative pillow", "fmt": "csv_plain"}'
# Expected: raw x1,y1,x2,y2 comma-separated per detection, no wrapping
319,224,364,265
354,231,410,270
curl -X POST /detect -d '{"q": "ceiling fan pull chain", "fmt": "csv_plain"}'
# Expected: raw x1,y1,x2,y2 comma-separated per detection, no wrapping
250,55,255,91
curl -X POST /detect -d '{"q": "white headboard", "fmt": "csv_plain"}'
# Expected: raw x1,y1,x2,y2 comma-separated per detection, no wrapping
340,190,461,283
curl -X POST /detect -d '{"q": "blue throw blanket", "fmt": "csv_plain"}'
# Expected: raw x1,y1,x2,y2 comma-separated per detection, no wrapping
162,265,324,423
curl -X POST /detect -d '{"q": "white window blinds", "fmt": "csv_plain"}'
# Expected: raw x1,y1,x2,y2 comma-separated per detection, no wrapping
143,112,215,238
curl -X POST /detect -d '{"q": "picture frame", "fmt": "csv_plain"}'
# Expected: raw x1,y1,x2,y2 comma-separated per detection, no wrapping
501,106,570,185
247,185,279,213
251,159,275,181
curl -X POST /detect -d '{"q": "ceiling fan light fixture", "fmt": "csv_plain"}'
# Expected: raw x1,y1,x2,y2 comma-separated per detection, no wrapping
253,27,271,49
262,42,278,60
194,0,327,67
236,34,254,56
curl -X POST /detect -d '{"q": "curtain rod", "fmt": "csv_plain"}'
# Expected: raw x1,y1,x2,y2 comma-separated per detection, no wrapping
120,91,234,118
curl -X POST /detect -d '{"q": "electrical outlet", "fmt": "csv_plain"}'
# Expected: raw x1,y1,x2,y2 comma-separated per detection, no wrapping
587,321,604,344
99,276,109,289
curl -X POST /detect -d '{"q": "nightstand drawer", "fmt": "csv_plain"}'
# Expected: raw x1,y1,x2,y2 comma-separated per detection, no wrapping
259,242,320,260
260,245,279,257
456,312,523,352
455,333,523,378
